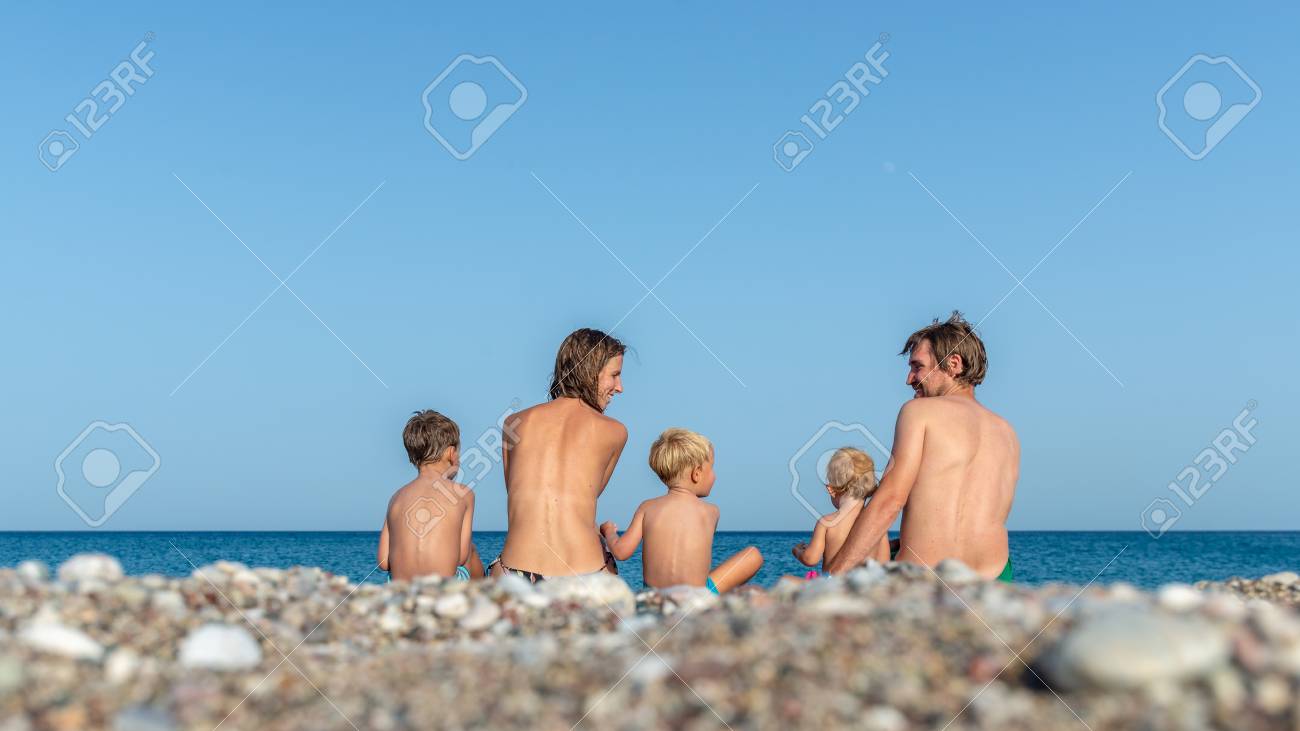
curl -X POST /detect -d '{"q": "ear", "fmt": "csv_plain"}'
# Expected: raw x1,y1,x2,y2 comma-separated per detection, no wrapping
441,445,459,463
944,353,965,377
691,464,704,484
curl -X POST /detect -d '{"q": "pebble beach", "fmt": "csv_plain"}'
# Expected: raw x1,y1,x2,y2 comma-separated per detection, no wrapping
2,555,1299,730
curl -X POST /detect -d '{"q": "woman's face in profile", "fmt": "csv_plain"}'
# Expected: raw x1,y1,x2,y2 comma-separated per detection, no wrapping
596,355,624,410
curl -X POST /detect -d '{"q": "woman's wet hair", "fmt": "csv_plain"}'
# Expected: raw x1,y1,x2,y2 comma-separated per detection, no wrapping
548,328,626,412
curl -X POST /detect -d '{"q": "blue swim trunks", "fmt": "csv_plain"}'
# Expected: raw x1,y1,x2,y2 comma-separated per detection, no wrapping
705,576,719,595
456,565,471,582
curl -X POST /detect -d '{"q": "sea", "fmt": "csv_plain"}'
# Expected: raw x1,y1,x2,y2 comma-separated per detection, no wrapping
1,531,1295,593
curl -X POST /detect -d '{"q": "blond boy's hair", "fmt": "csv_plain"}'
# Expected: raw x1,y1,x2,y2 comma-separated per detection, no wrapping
648,428,713,484
826,447,877,499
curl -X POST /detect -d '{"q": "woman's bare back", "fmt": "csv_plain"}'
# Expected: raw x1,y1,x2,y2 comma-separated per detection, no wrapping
498,398,627,575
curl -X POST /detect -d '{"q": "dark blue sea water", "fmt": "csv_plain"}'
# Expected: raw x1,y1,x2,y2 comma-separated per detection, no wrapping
2,532,1296,592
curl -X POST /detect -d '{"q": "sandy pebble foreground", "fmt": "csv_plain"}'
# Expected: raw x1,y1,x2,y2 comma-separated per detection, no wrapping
1,556,1299,731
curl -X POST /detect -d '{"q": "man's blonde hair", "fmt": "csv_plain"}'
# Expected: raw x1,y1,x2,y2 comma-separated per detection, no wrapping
826,447,877,499
648,428,713,484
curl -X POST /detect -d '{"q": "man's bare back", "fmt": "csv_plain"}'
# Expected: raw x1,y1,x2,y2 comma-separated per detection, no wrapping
496,398,627,576
379,476,473,581
896,395,1018,577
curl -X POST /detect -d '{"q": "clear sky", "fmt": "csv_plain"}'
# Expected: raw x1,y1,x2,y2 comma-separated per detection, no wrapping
1,3,1295,532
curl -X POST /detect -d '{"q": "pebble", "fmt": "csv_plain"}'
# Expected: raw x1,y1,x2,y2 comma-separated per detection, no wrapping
539,573,636,615
1254,674,1292,714
936,558,982,584
18,622,105,661
112,706,177,731
862,705,908,731
459,600,502,632
433,593,470,619
1040,608,1229,690
16,560,49,583
105,648,142,684
57,553,124,584
178,624,262,671
0,653,24,693
1260,571,1299,587
1158,584,1204,612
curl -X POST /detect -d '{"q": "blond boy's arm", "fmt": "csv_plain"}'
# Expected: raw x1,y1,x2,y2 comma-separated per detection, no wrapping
377,517,391,571
602,504,645,561
458,489,475,567
793,520,828,566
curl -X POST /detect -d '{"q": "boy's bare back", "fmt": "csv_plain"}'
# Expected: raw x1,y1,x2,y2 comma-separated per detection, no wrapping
381,476,473,581
639,492,719,588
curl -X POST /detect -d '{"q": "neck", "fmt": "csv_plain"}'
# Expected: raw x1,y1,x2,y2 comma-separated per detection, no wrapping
666,485,698,498
935,382,976,399
418,460,455,480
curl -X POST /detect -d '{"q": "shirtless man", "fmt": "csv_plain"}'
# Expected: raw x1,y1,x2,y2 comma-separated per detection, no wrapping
490,328,629,580
825,312,1019,580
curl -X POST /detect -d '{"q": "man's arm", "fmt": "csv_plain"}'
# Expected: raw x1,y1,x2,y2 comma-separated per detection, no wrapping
825,401,926,574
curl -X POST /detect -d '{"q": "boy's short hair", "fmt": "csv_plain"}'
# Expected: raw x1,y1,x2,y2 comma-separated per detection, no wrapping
403,410,460,468
826,447,877,500
648,428,713,484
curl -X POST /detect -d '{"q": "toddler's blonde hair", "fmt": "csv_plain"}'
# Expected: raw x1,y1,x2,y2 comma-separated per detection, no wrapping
648,428,713,484
826,447,877,499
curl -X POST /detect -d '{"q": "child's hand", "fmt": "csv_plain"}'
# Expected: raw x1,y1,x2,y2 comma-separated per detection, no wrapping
600,521,618,538
792,543,807,559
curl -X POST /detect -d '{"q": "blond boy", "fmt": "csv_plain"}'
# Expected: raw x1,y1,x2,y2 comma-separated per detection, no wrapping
378,410,480,581
601,428,763,593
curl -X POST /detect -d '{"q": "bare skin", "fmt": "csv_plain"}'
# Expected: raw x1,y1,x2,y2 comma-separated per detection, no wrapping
494,356,627,577
377,449,475,581
825,339,1019,578
793,488,890,572
603,449,763,592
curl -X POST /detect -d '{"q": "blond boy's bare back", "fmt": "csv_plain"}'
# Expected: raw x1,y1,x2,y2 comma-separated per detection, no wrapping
380,476,473,581
497,398,627,576
638,491,719,588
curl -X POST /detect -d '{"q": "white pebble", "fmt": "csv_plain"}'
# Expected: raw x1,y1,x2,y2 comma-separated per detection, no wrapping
57,553,123,585
178,624,262,671
862,705,907,731
1157,584,1204,612
433,593,470,619
540,573,636,615
16,560,49,583
1261,571,1300,587
105,648,141,684
459,600,501,632
19,622,104,661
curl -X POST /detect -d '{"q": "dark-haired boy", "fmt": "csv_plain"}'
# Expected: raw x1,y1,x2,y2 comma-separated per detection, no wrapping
378,410,479,581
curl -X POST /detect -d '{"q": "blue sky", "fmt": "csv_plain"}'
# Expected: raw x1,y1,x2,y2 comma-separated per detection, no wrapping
1,3,1295,532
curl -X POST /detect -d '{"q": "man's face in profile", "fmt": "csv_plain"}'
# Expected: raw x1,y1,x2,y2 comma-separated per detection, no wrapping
905,339,957,398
